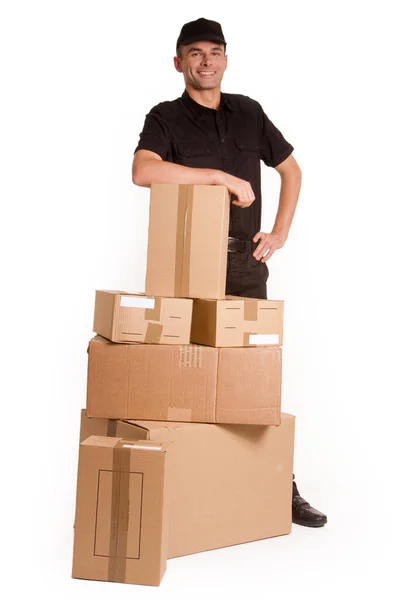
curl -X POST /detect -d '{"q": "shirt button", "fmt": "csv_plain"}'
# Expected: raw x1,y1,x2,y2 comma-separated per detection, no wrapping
221,137,225,142
206,149,211,154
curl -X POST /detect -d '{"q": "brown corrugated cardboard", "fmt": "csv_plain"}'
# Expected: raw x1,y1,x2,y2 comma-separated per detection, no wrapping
145,184,229,299
93,290,193,344
191,296,284,347
72,435,170,586
79,410,295,559
86,335,281,425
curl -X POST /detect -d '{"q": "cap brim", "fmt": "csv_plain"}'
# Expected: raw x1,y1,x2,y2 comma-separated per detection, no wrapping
177,34,226,49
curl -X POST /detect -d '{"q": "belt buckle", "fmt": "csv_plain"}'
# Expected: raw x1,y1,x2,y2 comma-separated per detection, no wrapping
228,237,244,253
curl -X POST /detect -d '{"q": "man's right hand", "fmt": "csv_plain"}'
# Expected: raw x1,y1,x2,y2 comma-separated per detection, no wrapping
132,152,255,208
213,172,255,208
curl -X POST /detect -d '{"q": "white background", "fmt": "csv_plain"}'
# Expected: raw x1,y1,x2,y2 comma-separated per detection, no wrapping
1,0,400,597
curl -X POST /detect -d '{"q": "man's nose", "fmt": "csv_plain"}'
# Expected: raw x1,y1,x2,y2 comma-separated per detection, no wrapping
201,55,213,66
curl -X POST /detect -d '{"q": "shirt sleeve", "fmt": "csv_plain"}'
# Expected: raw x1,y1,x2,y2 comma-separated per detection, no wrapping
134,104,171,160
259,106,294,167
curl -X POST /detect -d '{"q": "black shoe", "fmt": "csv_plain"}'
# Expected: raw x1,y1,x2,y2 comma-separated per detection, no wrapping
292,479,327,528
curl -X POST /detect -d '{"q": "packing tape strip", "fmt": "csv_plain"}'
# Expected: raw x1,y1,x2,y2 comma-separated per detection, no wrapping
144,296,162,322
108,441,131,583
174,185,189,297
180,185,194,299
144,322,163,343
243,332,253,346
243,300,259,321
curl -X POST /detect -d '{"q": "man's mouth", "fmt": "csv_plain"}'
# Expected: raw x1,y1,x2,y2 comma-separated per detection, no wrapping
198,71,216,77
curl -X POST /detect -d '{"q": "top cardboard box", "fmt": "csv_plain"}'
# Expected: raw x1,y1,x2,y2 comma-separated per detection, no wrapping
145,184,229,299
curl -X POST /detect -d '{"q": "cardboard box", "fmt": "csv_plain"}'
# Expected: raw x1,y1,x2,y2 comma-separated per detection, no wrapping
72,436,170,586
87,335,281,425
191,296,284,347
93,290,193,345
145,184,229,299
79,410,295,559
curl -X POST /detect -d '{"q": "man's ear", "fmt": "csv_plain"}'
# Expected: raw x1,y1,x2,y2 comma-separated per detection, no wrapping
173,56,183,73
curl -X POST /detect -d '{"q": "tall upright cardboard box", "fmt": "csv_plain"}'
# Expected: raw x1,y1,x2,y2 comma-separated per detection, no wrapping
145,184,230,299
72,436,170,586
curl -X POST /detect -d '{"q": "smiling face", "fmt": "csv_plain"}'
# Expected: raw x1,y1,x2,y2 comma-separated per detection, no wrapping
174,41,227,91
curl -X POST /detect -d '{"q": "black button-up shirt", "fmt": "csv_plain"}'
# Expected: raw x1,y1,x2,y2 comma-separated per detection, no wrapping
135,90,294,239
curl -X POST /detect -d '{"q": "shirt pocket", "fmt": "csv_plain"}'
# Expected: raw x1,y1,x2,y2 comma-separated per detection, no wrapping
235,139,260,154
175,141,214,158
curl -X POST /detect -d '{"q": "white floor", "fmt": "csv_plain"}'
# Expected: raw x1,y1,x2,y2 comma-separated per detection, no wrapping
4,438,398,600
7,518,396,599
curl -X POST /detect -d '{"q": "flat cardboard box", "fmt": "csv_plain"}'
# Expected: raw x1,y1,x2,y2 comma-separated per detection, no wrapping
72,436,170,586
191,296,284,347
93,290,193,345
79,410,295,559
87,335,281,425
145,184,229,299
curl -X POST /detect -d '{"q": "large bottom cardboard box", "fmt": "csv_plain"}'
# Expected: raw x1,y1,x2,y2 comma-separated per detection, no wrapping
72,436,170,586
87,335,282,425
79,410,295,559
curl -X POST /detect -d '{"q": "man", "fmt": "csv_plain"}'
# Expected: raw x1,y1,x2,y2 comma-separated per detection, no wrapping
132,17,327,527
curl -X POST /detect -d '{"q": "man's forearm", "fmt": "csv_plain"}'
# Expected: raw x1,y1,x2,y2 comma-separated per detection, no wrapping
132,158,220,187
272,171,302,241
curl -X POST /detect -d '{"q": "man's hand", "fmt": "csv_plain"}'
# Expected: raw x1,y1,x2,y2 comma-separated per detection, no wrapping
214,172,255,208
253,231,286,262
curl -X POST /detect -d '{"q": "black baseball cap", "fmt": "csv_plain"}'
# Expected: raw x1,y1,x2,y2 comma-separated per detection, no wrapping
176,18,226,51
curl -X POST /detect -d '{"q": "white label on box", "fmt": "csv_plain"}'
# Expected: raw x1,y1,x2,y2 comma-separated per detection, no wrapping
249,334,280,344
122,443,162,451
120,296,155,309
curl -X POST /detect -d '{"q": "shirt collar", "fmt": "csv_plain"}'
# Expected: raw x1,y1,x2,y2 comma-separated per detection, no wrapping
181,89,234,118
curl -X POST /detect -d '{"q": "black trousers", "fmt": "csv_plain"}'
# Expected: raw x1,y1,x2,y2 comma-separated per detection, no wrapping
225,251,269,299
226,251,296,484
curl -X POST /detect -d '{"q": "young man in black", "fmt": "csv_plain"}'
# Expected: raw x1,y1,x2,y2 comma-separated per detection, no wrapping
132,17,327,527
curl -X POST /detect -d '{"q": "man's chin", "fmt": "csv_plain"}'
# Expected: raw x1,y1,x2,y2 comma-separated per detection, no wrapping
194,80,219,91
200,84,218,91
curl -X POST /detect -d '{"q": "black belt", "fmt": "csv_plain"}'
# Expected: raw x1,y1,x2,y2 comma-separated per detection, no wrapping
228,237,257,252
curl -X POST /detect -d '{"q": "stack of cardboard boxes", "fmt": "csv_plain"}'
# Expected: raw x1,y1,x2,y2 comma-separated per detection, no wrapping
72,184,296,586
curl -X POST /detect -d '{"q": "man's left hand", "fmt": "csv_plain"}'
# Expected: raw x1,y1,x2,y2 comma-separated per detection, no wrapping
253,231,286,262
